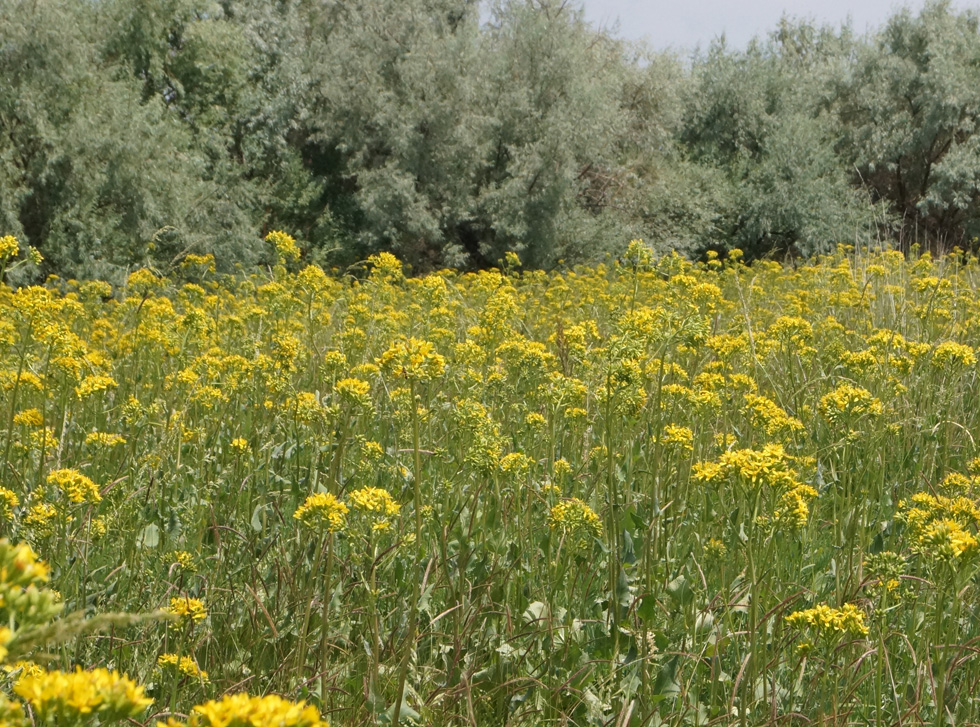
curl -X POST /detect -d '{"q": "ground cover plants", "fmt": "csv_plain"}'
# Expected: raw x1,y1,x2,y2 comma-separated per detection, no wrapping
1,233,980,725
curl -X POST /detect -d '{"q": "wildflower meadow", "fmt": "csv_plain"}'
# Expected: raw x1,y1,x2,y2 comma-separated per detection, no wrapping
2,233,980,725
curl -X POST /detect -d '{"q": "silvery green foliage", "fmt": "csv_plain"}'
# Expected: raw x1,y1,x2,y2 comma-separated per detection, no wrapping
833,1,980,248
307,0,657,270
4,0,980,277
0,0,259,281
681,20,881,259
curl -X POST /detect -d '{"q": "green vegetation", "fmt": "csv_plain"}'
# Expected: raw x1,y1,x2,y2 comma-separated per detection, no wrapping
3,0,980,279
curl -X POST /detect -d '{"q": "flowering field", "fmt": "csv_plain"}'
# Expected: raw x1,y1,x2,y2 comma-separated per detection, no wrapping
2,234,980,725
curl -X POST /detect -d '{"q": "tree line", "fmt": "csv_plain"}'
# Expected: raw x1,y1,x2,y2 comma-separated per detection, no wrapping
1,0,979,280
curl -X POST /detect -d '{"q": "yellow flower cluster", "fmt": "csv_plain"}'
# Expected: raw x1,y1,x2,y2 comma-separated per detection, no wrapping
266,230,301,262
335,377,373,408
74,374,118,399
166,597,208,624
895,488,980,565
14,667,152,723
743,393,804,438
229,437,251,455
294,492,348,533
46,469,101,504
785,603,869,639
773,484,819,530
695,443,799,489
916,519,978,561
346,486,400,516
0,235,19,260
548,498,602,550
818,383,883,425
0,489,18,521
931,341,977,369
157,653,209,682
653,423,694,451
84,431,126,447
378,338,446,381
12,409,43,427
160,692,326,727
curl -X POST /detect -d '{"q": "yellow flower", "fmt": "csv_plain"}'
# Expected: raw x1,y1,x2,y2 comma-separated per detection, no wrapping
548,498,602,550
818,384,883,424
347,487,400,517
167,692,326,727
74,375,118,400
84,431,126,447
378,338,446,381
294,493,348,533
0,488,19,521
915,519,979,562
127,268,165,294
12,409,43,428
785,603,868,639
367,251,403,280
157,653,209,683
0,627,11,663
266,230,301,262
335,377,372,409
165,551,197,573
230,437,251,455
654,424,694,451
932,341,977,369
499,452,533,477
166,597,208,624
742,394,803,437
0,235,19,260
14,666,152,723
46,469,101,504
24,504,59,537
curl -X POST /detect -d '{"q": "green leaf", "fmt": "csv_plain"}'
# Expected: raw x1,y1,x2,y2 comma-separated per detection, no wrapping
666,575,694,608
137,524,159,548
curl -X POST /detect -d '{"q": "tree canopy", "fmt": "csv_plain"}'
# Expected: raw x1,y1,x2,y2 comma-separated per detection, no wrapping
1,0,979,280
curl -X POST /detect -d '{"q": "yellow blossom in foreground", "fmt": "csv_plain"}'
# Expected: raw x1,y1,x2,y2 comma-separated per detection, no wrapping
654,424,694,451
162,692,326,727
819,384,883,424
14,667,152,723
915,519,979,562
12,409,43,428
335,377,372,408
294,493,348,533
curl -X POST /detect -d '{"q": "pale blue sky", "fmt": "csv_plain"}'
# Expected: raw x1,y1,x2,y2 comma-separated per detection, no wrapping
579,0,970,51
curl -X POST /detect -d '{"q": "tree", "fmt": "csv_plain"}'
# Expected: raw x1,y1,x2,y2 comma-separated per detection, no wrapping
834,1,980,249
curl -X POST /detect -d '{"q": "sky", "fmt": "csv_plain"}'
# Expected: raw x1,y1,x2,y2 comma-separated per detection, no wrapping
578,0,968,51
